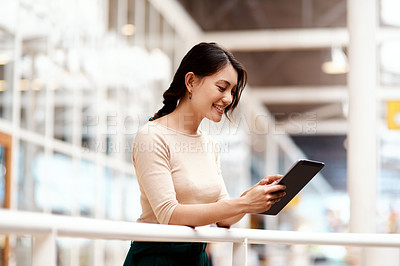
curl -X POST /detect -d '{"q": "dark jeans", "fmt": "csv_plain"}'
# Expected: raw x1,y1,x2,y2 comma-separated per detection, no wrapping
123,241,209,266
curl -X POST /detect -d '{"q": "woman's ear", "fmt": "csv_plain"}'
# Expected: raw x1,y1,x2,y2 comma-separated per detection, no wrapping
185,72,196,92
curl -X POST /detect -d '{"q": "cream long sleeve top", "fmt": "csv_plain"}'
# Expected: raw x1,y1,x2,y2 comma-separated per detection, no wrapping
133,121,230,225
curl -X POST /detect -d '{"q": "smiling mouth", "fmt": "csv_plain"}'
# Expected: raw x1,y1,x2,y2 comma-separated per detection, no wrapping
213,104,225,114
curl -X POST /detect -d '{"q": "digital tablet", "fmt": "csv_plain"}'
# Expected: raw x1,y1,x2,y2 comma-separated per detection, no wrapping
260,159,325,215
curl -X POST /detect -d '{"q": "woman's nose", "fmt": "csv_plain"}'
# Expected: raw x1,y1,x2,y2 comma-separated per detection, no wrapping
223,91,233,105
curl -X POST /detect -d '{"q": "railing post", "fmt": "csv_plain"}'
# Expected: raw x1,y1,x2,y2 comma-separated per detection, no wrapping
32,231,56,266
232,238,247,266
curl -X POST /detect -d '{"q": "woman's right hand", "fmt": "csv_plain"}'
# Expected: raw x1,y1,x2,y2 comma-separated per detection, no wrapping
240,183,286,214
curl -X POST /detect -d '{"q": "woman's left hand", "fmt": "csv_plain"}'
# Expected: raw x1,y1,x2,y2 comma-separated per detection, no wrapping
258,174,282,186
240,175,283,197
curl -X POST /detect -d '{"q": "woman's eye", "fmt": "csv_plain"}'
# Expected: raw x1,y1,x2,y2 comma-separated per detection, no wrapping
217,86,226,91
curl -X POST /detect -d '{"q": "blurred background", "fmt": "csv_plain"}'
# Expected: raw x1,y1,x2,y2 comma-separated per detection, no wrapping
0,0,400,265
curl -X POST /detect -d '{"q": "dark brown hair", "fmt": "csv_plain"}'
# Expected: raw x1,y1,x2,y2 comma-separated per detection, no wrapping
152,42,247,121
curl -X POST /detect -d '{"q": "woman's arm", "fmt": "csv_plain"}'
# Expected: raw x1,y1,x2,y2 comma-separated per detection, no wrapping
169,182,286,227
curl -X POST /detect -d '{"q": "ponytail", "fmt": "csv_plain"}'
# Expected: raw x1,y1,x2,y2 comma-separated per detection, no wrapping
152,82,184,120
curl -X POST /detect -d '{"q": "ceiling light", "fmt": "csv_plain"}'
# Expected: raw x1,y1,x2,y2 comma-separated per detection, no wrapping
50,82,59,90
322,46,349,75
19,79,29,91
0,80,7,91
0,54,10,65
121,24,136,36
32,79,43,91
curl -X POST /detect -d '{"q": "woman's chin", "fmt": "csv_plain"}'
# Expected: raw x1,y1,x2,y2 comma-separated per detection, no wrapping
205,113,222,123
210,115,223,123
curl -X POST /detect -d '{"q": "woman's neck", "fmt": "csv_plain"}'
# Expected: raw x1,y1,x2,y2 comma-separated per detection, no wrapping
157,104,203,135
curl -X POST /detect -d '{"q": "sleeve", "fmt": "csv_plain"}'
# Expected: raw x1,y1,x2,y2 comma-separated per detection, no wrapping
212,138,230,202
132,129,179,224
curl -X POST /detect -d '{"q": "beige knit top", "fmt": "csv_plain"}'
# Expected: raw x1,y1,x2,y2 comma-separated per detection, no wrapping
133,121,230,224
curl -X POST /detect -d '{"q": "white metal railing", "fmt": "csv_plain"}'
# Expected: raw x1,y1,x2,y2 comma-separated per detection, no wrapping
1,209,400,266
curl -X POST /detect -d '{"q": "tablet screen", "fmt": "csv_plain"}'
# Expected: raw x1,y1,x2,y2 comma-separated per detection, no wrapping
260,159,325,215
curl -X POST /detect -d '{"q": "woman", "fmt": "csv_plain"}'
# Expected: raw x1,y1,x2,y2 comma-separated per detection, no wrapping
124,42,286,266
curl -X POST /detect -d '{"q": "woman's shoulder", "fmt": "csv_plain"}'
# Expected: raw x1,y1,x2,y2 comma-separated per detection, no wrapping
134,121,163,143
135,121,166,141
132,122,170,156
136,121,159,133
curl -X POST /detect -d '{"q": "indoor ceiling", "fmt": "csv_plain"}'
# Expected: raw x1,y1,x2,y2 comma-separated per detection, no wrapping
177,0,348,128
177,0,347,30
176,0,349,191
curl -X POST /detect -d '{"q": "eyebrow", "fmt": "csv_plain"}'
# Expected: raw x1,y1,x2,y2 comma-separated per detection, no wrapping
217,79,237,87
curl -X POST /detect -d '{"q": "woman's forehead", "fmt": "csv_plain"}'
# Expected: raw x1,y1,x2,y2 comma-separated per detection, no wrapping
210,64,238,84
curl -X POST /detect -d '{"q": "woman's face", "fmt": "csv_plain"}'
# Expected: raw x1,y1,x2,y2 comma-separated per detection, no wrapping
190,63,238,123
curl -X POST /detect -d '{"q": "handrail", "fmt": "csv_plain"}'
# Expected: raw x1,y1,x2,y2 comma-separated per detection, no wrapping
1,209,400,265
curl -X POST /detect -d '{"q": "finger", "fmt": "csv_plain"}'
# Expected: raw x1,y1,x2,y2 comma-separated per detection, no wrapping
265,197,280,207
268,191,286,200
278,191,286,197
269,175,283,181
274,192,286,199
266,184,286,193
259,175,283,185
258,177,270,185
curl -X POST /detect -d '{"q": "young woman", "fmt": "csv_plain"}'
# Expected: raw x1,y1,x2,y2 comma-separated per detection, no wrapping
123,42,286,266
